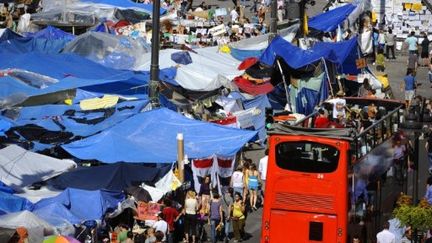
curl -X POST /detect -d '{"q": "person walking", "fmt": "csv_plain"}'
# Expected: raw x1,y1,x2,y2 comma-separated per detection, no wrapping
183,190,198,243
209,193,223,243
247,164,260,210
401,68,417,108
162,199,180,243
385,28,396,59
421,32,430,66
222,188,234,242
424,131,432,174
231,167,244,197
231,193,246,243
405,31,418,55
376,221,396,243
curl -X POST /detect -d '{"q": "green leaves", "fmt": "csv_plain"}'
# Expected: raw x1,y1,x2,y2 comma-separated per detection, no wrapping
393,194,432,231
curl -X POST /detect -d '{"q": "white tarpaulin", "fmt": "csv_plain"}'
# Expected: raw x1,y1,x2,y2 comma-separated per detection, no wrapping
0,210,54,243
0,145,76,190
136,46,242,91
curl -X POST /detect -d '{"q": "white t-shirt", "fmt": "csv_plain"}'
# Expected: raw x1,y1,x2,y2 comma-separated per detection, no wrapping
376,229,396,243
231,171,243,188
185,198,197,214
230,9,239,22
259,155,268,180
153,220,168,241
327,98,346,119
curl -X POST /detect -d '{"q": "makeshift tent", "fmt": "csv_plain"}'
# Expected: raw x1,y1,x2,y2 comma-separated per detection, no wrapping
0,211,53,243
0,29,22,42
25,26,75,41
260,35,359,72
308,4,356,32
0,191,33,215
62,108,257,163
62,32,150,70
49,163,172,191
0,36,70,55
137,46,242,91
33,188,124,222
0,145,76,190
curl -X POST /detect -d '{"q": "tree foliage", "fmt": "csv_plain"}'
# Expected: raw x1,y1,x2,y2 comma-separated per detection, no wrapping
393,193,432,231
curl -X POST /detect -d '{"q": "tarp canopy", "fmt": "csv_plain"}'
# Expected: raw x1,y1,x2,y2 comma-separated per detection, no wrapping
0,37,70,55
0,29,22,42
260,35,358,71
81,0,165,15
0,211,53,243
308,4,356,32
0,191,33,215
25,26,75,41
62,108,257,163
0,145,76,190
33,188,124,221
137,46,241,91
48,163,172,190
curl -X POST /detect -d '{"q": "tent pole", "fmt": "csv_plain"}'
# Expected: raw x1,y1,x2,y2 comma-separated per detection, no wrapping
321,57,334,98
276,59,292,112
177,133,185,183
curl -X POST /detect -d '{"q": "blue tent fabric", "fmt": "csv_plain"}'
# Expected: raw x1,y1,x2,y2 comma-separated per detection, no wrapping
171,51,193,65
25,26,75,41
230,48,263,61
308,4,356,32
260,35,358,70
0,37,69,54
0,181,15,194
48,163,171,191
81,0,166,15
33,203,82,225
242,95,271,142
33,188,124,221
0,118,11,136
0,29,22,41
62,108,257,163
0,191,33,215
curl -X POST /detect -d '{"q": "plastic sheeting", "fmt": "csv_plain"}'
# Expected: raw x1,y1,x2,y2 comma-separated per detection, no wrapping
314,37,360,74
0,145,76,190
33,188,124,222
260,35,358,69
136,46,242,91
25,26,75,41
48,163,171,190
308,4,356,32
62,108,257,163
62,32,150,70
32,203,77,235
0,191,33,215
0,211,53,243
0,36,70,55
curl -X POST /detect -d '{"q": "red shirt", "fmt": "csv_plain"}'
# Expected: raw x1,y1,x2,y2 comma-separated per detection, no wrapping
314,116,330,128
162,207,179,232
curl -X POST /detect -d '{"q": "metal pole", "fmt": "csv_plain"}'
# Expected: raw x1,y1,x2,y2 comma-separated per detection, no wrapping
269,0,278,42
299,0,305,37
149,0,161,107
177,133,185,183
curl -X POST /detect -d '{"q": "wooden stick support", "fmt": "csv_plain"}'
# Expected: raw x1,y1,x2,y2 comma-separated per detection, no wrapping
177,133,184,183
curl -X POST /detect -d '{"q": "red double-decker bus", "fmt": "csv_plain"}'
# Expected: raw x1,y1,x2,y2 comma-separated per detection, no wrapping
261,98,404,243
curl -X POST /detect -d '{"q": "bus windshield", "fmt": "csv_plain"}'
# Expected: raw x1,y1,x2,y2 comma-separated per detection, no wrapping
275,141,340,173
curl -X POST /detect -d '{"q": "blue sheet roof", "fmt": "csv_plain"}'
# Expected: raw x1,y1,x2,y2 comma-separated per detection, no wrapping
260,35,358,71
33,203,81,225
81,0,166,15
314,37,359,74
33,188,123,221
25,26,75,41
0,191,33,215
308,4,356,32
62,108,257,163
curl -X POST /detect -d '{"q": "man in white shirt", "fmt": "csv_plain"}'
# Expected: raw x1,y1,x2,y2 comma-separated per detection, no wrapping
377,221,396,243
258,149,268,203
230,7,239,23
153,213,168,241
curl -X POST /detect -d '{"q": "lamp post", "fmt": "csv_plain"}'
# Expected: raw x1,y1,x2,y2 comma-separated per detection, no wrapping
149,0,161,107
268,0,278,42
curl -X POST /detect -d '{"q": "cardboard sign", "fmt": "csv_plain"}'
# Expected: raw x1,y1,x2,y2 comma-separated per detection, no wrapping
135,202,161,221
355,58,367,69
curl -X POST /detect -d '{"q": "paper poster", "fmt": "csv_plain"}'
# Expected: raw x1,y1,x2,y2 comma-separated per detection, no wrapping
136,202,161,221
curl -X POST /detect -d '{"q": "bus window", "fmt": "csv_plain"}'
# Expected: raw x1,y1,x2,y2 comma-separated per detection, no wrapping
275,142,339,173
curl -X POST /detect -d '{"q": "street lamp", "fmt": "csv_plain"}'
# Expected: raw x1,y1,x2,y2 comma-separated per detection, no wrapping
149,0,161,108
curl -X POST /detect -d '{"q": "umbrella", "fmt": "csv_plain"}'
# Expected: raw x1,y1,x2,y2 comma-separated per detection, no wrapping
43,235,80,243
125,186,152,202
237,57,258,70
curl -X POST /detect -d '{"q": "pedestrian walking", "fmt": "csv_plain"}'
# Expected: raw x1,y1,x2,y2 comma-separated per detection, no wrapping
385,28,396,59
376,221,396,243
209,193,223,243
231,193,246,243
401,68,417,108
407,52,418,72
183,190,198,243
247,164,260,210
222,188,234,242
376,48,385,72
421,32,430,66
405,31,418,55
231,167,244,197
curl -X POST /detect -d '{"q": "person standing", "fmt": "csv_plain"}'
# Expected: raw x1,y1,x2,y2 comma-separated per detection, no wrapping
405,31,418,55
421,32,430,66
424,132,432,174
258,149,268,201
376,221,396,243
209,193,223,243
222,188,234,242
385,28,396,59
376,48,386,72
231,167,244,197
407,52,418,72
400,68,417,108
231,193,246,243
378,29,386,51
153,213,168,242
247,164,261,210
162,199,180,243
183,190,198,243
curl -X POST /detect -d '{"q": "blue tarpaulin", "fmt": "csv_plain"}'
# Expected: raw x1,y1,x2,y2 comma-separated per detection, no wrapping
0,37,70,55
81,0,166,15
48,163,171,191
25,26,75,41
260,35,358,72
33,203,81,225
308,4,356,32
0,191,33,215
33,188,124,221
0,29,22,41
62,108,257,163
